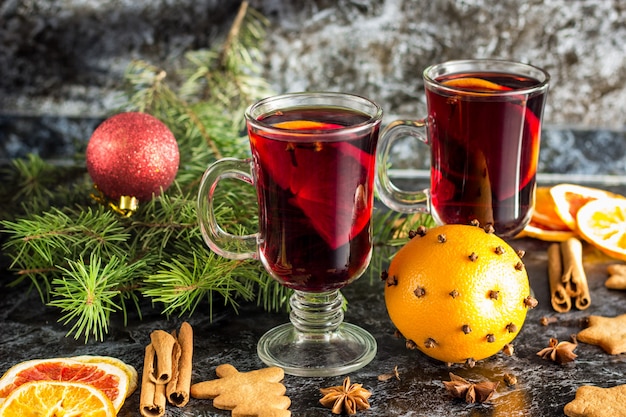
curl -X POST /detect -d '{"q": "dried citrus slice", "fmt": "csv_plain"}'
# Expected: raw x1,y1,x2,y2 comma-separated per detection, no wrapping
0,380,116,417
550,184,625,231
576,198,626,261
532,187,570,230
518,186,576,242
0,357,129,412
72,355,138,398
517,223,577,242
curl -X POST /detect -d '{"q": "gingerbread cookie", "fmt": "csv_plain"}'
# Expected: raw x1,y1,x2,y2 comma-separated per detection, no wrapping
564,385,626,417
577,314,626,354
190,364,291,417
605,264,626,290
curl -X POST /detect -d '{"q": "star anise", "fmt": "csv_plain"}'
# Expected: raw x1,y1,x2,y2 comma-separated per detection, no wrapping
443,372,499,404
320,376,371,415
537,337,578,364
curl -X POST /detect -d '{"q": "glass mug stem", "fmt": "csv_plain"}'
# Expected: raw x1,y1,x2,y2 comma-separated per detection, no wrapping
290,290,344,335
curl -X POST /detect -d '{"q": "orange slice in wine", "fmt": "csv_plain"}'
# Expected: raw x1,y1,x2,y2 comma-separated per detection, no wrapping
251,120,374,249
0,358,130,412
442,76,511,91
273,120,344,130
442,76,540,195
288,141,374,249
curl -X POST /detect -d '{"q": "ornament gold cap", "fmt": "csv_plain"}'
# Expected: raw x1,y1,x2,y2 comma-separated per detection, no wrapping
118,195,140,213
90,185,139,217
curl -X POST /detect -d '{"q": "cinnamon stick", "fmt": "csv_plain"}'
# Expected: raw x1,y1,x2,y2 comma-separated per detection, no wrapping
149,330,179,385
140,344,167,417
560,238,590,310
166,322,194,407
548,243,571,313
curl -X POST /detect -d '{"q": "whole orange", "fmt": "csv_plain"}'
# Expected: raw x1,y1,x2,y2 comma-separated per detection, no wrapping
384,224,536,365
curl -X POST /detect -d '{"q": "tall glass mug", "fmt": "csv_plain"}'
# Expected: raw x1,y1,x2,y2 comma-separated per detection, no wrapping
198,92,381,376
376,59,550,238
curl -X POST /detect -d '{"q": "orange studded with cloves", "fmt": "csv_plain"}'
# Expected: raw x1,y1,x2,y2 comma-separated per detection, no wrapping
384,223,535,364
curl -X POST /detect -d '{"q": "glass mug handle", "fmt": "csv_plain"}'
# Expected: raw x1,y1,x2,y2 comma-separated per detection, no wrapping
197,157,259,260
375,119,431,213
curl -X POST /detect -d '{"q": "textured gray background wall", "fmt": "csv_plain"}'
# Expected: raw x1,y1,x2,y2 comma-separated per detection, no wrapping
1,0,624,129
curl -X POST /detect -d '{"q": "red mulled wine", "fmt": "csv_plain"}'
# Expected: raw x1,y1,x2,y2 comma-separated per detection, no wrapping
426,72,546,237
248,108,378,292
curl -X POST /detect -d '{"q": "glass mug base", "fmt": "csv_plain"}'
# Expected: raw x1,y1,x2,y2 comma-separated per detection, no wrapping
257,290,377,377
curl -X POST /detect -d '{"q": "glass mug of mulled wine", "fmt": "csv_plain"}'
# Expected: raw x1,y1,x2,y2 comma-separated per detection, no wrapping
197,92,381,377
376,59,550,238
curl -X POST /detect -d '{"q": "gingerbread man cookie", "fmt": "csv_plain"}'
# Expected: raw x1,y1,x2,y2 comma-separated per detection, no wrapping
190,364,291,417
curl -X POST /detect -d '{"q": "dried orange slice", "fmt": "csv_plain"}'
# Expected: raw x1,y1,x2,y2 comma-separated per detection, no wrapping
0,380,115,417
550,184,625,231
532,187,570,230
0,357,129,412
72,355,138,398
517,223,577,242
576,198,626,261
519,186,576,241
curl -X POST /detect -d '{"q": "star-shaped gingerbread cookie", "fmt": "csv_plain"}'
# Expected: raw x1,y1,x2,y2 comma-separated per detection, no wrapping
190,364,291,417
577,314,626,355
606,264,626,290
564,385,626,417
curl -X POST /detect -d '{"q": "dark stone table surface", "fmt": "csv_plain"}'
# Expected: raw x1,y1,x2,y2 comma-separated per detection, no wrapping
2,234,626,416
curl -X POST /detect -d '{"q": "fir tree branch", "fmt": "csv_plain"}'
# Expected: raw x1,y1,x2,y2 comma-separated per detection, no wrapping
0,154,90,219
48,253,145,342
219,2,250,70
179,2,272,126
142,251,261,317
7,154,55,208
1,206,133,299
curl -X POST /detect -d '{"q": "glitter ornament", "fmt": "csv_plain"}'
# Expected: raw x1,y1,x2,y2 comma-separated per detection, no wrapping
86,112,179,206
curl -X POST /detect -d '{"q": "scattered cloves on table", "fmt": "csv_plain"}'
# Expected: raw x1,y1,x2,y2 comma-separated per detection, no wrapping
378,365,401,382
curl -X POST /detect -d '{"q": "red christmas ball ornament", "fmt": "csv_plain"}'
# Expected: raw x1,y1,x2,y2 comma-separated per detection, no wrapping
86,112,179,203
